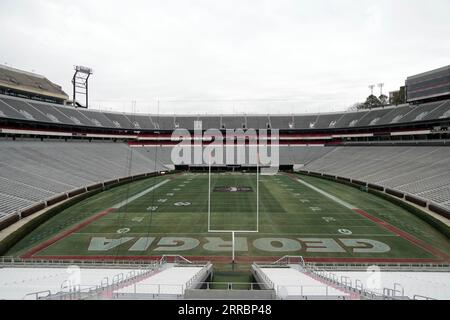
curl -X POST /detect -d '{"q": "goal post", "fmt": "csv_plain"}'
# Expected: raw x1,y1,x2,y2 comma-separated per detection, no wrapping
207,161,260,263
207,163,260,233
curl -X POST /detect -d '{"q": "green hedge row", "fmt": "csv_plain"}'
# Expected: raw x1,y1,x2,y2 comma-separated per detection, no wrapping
0,171,172,256
0,189,103,256
296,172,450,239
368,189,450,239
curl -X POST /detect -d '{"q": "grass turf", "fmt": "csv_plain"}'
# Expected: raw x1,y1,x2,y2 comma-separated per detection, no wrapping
6,172,450,262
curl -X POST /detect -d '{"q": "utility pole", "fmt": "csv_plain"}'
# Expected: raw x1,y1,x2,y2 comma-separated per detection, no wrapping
378,83,384,96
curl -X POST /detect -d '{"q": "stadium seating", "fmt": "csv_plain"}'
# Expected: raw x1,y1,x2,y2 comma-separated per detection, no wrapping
0,140,167,220
1,94,449,131
268,116,292,129
303,146,450,210
356,107,393,126
1,140,449,223
133,145,337,166
246,116,270,129
175,116,198,130
333,110,367,128
198,116,221,129
221,115,246,129
312,113,340,128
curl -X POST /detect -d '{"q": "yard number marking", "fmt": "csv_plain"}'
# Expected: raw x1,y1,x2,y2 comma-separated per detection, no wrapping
338,228,352,235
117,228,130,234
174,202,191,206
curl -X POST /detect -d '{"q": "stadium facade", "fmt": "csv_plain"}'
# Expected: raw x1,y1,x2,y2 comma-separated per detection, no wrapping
406,65,450,103
0,65,449,300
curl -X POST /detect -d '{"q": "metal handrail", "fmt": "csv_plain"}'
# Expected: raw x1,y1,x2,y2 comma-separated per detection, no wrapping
301,263,415,300
194,282,272,290
303,261,450,272
159,255,193,265
0,256,161,268
185,262,212,289
252,264,275,290
413,294,436,300
22,290,51,300
43,265,158,300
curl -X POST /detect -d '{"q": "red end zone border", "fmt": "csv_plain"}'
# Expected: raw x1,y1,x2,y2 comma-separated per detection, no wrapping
353,208,450,260
21,208,116,259
286,173,450,261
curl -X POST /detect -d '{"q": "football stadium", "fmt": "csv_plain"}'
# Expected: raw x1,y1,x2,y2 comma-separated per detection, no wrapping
0,1,449,305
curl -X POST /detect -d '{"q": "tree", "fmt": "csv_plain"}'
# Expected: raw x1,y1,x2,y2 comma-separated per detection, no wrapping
379,94,388,106
347,92,392,111
363,94,382,109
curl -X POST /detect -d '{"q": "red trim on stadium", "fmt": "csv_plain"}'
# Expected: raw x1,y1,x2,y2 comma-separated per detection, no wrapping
21,208,116,259
352,208,450,260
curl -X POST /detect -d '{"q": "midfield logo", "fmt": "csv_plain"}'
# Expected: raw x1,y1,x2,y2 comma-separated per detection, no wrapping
213,186,253,192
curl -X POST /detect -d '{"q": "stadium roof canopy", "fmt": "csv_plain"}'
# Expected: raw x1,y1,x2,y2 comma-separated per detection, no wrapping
0,64,68,104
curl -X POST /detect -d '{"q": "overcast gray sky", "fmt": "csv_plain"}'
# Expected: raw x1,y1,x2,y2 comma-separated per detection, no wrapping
0,0,449,114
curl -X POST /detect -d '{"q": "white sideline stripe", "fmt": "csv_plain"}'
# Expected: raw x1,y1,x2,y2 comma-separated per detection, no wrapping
112,180,170,209
296,179,357,210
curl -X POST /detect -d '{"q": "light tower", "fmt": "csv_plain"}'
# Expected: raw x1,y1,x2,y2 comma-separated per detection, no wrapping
368,84,375,96
72,66,93,108
377,83,384,96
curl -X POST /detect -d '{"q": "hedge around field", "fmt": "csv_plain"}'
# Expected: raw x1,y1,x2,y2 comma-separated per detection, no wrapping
296,172,450,239
0,171,173,256
0,189,104,256
368,189,450,239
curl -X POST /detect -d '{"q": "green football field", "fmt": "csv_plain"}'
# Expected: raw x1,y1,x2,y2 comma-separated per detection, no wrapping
7,172,450,263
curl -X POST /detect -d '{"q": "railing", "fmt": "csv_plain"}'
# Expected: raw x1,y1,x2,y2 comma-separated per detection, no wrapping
413,294,437,300
185,262,213,289
39,255,211,300
195,282,269,290
0,256,160,268
44,265,160,300
114,283,185,296
276,284,350,299
22,290,51,300
270,255,305,266
300,263,415,300
251,264,275,290
158,255,195,265
303,261,450,272
252,256,441,300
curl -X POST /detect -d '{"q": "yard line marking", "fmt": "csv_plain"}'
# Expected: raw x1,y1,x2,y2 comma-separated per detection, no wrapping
353,208,450,260
293,175,450,260
22,180,170,258
296,178,356,210
112,179,170,209
21,207,116,258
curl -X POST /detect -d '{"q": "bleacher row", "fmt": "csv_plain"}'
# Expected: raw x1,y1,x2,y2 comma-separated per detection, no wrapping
0,140,449,225
1,94,450,130
136,145,335,166
126,145,450,212
0,140,167,221
302,146,450,211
